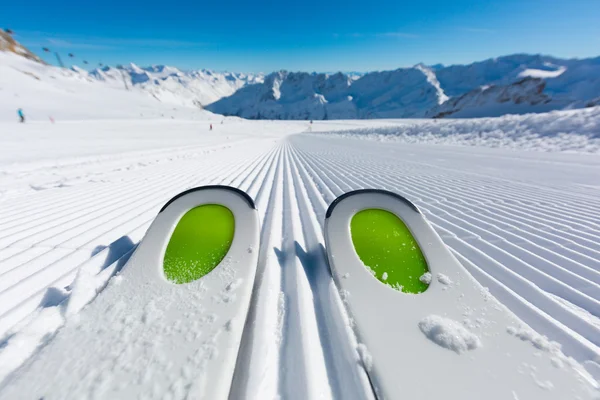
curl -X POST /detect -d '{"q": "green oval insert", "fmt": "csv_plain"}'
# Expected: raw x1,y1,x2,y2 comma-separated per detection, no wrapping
350,209,429,293
163,204,234,284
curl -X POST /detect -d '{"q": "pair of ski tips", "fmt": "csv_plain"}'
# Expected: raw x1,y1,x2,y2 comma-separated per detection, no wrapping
5,186,596,399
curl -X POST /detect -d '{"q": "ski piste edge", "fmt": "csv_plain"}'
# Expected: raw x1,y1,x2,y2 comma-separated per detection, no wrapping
324,189,598,400
0,185,261,400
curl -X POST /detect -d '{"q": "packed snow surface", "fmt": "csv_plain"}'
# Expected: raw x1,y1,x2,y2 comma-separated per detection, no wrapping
323,106,600,153
1,49,600,398
1,113,600,397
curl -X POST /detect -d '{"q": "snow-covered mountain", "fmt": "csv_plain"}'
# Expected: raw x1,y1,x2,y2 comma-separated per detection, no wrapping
428,77,553,118
208,54,600,120
1,30,262,119
0,30,43,64
0,50,221,121
2,29,599,120
206,71,358,119
84,64,263,108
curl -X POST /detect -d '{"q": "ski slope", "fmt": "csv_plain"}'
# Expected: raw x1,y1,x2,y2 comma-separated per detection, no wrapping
1,118,600,397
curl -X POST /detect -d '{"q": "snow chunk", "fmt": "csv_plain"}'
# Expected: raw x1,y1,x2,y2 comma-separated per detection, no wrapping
506,326,561,353
436,273,453,286
419,272,432,284
419,315,482,353
357,343,373,372
382,272,388,281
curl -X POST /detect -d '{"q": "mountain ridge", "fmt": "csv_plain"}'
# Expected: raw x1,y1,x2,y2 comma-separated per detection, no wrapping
207,54,600,119
2,30,598,120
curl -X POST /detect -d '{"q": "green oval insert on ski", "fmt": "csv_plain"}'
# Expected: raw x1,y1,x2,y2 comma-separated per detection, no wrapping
351,209,429,293
163,204,234,284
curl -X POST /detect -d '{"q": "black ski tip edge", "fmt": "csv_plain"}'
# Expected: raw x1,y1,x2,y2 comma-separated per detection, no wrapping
159,185,256,213
325,189,420,219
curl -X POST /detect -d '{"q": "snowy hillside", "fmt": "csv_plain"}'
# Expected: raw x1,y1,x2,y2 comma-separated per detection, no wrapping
428,77,553,118
0,52,228,121
84,64,263,108
0,30,262,120
208,54,600,120
0,30,43,64
319,106,600,153
204,71,358,120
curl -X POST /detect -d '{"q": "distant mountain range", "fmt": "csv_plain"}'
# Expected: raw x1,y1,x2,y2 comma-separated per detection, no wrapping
207,55,600,119
2,29,599,120
78,64,264,108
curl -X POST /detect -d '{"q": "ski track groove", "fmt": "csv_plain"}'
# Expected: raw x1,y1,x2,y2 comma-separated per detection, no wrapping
230,144,285,400
0,140,248,222
286,144,375,400
1,133,600,397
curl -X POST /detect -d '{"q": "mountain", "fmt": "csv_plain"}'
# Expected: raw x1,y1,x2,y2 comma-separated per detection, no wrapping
0,30,264,115
84,64,263,108
2,30,598,120
0,47,221,121
206,71,358,119
0,30,44,64
208,54,600,120
428,77,553,118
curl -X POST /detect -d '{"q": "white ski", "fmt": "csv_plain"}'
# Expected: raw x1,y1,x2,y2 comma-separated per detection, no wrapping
1,186,260,399
324,189,598,399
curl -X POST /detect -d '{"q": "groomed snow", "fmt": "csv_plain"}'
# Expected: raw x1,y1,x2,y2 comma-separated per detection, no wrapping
1,47,600,396
318,107,600,153
1,113,599,397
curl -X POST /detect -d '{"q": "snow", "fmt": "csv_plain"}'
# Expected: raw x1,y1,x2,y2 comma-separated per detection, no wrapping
506,325,563,353
437,273,453,286
321,106,600,153
418,315,482,353
518,66,567,79
356,343,373,371
0,52,220,122
1,116,599,396
0,51,261,122
209,54,600,120
1,47,600,398
419,272,432,285
428,77,553,118
415,63,449,105
0,307,64,381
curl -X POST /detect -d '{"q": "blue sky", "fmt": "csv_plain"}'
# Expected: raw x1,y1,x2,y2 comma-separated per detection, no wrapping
5,0,600,72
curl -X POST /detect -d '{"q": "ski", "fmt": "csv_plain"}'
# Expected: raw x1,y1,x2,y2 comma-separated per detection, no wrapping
1,186,260,399
324,189,597,399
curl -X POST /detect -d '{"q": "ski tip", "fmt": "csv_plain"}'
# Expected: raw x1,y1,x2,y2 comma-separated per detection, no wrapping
325,189,420,219
159,185,256,213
